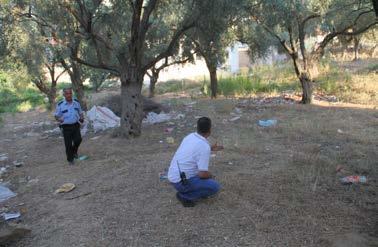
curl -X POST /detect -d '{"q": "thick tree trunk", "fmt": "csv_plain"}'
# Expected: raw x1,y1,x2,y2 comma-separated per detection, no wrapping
70,62,88,111
119,70,144,138
47,83,57,110
47,93,56,110
299,73,312,104
353,37,360,61
209,67,218,99
148,72,158,98
289,53,313,104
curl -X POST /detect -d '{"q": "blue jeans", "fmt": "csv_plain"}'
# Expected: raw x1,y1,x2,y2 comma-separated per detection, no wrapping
172,176,221,201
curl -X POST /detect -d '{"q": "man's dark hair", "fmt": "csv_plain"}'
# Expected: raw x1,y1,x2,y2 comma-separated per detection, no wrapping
63,87,72,93
197,117,211,134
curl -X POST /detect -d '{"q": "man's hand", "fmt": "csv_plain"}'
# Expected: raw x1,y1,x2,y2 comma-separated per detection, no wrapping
55,116,64,123
198,171,213,179
79,114,84,123
211,143,224,152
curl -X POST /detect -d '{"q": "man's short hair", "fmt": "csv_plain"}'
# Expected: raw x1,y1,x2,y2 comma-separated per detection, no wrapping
63,87,72,93
197,117,211,134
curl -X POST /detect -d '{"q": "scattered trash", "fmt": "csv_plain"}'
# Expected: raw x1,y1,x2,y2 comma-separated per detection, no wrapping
335,146,340,149
0,167,7,176
234,108,242,114
77,155,88,161
229,116,241,122
173,113,185,120
159,140,163,143
258,119,277,127
55,183,76,194
184,101,197,106
26,179,39,186
143,112,172,124
340,176,367,185
12,161,24,167
166,137,175,144
194,116,202,119
25,132,39,137
228,162,233,165
0,154,8,162
0,185,16,203
90,136,101,140
87,106,120,132
1,212,21,221
159,170,168,181
337,129,344,134
164,127,174,133
43,127,61,136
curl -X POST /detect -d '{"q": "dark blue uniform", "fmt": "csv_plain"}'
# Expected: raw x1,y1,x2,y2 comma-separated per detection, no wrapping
54,99,83,163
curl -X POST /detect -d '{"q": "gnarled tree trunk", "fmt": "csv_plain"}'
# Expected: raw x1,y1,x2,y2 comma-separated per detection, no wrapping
209,67,218,99
33,78,57,110
204,58,218,98
148,70,159,98
70,62,87,111
119,69,144,137
299,73,312,104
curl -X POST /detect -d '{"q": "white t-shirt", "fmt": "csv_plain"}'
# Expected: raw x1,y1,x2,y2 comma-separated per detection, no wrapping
168,132,211,183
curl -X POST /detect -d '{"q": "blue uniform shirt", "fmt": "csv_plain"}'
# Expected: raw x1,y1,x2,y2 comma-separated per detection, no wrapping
54,99,83,125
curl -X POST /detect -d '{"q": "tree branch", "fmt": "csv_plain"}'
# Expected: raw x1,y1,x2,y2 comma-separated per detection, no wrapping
143,21,196,71
72,56,120,76
56,67,68,82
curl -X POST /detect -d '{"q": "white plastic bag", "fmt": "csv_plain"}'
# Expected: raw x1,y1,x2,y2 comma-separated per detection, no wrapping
0,185,16,203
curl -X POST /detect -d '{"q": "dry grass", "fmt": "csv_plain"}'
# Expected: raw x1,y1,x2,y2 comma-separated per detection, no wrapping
0,97,377,246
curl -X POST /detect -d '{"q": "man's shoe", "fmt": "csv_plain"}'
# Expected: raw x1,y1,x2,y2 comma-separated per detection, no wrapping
73,153,79,159
68,160,75,165
176,193,195,207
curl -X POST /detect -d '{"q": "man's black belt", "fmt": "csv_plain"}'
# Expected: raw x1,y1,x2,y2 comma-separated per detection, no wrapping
60,122,80,128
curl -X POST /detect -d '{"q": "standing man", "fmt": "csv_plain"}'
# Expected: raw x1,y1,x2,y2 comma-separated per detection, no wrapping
54,88,84,165
168,117,224,207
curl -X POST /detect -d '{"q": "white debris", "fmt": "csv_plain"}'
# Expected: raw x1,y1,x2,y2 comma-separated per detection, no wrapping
173,113,185,120
234,107,242,114
87,106,120,132
12,161,24,167
143,112,172,124
0,154,8,162
43,127,61,135
2,212,21,220
25,132,39,137
0,167,7,176
229,116,241,122
0,184,16,203
184,101,197,106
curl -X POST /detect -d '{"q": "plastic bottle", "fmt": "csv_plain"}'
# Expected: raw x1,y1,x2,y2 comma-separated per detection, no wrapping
340,175,367,184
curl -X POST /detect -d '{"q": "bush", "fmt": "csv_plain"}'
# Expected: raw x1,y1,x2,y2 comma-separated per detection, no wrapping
0,71,46,114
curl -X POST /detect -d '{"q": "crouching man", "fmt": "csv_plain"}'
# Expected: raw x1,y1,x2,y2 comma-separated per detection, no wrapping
168,117,223,207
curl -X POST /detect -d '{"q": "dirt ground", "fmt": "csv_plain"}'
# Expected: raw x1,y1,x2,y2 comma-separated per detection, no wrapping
0,96,377,247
